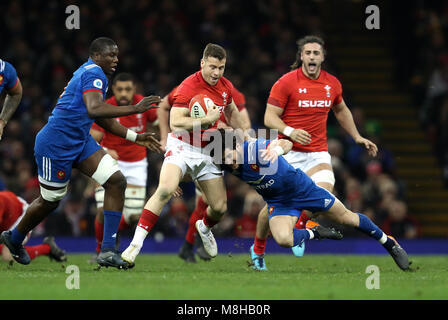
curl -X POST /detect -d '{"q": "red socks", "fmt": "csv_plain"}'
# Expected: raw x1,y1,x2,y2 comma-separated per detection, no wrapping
1,243,51,261
95,215,129,253
185,197,208,244
295,211,311,229
118,215,129,232
94,219,104,254
25,244,51,260
203,213,219,229
137,209,159,232
253,236,267,255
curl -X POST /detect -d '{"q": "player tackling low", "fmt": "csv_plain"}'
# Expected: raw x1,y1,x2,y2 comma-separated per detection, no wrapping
250,35,379,270
220,129,410,271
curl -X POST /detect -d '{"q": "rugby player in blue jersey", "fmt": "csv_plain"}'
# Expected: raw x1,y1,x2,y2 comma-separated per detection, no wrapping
217,129,410,271
0,58,23,140
0,38,161,269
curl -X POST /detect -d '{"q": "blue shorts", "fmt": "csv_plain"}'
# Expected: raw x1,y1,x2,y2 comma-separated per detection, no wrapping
35,135,101,186
267,184,336,219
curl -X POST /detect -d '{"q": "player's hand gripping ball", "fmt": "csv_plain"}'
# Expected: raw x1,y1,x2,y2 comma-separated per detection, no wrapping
189,94,215,119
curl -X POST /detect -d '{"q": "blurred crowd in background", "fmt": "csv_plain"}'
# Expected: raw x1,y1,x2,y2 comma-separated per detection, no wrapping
406,1,448,186
0,0,429,243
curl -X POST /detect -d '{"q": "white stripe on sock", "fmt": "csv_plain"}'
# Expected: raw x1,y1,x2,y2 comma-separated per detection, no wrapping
379,233,387,244
307,229,314,240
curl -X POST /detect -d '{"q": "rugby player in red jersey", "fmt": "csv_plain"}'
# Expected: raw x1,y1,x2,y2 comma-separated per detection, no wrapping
250,35,378,270
89,73,160,258
0,191,66,263
121,43,250,264
158,84,252,262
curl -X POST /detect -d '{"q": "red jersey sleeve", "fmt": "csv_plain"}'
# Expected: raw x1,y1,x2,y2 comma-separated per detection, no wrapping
332,78,343,105
267,78,290,109
172,83,191,109
145,108,158,123
232,87,246,111
167,86,178,106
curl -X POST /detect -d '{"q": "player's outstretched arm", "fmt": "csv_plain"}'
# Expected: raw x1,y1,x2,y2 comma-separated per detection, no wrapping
170,106,219,131
264,104,311,145
0,77,23,140
332,99,378,157
260,139,293,162
94,118,162,153
83,91,161,119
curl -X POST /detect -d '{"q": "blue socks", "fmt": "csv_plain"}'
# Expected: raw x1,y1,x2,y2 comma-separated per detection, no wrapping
355,212,384,241
101,210,122,251
293,228,311,247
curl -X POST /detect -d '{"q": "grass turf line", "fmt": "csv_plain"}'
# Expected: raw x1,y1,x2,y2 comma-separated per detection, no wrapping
1,254,447,300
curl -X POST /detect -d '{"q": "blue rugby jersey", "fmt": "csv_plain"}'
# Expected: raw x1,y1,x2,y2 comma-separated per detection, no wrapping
35,58,108,160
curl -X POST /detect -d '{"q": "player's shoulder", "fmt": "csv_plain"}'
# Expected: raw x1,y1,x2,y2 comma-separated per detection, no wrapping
81,60,107,79
0,59,16,75
321,69,342,87
176,74,198,95
219,75,234,90
273,69,297,88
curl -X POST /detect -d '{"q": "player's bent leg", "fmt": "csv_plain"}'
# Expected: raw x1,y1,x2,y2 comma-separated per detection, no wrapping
122,163,184,264
324,198,410,270
269,215,296,248
195,177,227,258
77,150,130,269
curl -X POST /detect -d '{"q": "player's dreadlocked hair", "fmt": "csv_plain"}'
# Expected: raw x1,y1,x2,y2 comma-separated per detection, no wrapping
290,35,326,70
89,37,117,57
202,43,227,61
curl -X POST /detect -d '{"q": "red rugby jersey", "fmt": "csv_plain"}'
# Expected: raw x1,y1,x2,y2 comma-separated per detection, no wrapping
91,94,158,162
267,67,343,152
172,71,234,146
0,191,25,232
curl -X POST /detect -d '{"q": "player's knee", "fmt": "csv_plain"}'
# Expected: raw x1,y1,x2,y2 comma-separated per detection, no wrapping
275,232,293,248
156,185,176,203
104,171,127,194
208,199,227,215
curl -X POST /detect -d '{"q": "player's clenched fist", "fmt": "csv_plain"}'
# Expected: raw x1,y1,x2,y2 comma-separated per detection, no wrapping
135,95,161,113
205,104,221,125
290,128,312,145
135,132,163,153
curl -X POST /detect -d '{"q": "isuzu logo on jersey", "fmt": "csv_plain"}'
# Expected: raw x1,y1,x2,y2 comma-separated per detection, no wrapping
298,100,332,107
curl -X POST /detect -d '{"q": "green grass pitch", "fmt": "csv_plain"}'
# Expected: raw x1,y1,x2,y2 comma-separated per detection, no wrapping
1,254,448,300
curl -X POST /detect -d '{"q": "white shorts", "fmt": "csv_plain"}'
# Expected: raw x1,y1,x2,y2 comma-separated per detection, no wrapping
117,158,148,187
163,134,222,181
282,150,332,173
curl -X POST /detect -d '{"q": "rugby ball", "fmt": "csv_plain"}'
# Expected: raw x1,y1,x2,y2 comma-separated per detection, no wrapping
189,94,214,119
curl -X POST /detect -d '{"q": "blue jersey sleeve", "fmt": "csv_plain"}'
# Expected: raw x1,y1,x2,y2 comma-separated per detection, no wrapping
3,61,18,90
80,68,108,97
